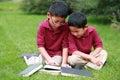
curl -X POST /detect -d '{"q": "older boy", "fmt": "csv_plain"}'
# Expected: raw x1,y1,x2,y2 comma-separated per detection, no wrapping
37,1,70,67
67,12,107,70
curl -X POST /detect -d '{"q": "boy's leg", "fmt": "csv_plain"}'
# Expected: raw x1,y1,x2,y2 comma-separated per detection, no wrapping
85,50,107,70
42,55,62,66
68,55,87,66
51,56,62,66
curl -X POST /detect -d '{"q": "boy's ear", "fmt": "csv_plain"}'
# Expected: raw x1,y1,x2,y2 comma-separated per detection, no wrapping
47,12,51,18
84,25,88,30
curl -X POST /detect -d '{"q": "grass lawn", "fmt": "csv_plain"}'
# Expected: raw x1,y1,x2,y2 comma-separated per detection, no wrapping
0,1,120,80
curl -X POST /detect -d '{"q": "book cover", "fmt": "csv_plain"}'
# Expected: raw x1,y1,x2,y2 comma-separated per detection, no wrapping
19,64,43,77
61,67,92,77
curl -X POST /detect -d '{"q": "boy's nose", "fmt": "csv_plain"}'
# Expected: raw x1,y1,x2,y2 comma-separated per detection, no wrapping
73,33,78,36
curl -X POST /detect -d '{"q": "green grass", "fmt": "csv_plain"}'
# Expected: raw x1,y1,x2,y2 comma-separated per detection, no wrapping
0,1,120,80
0,1,20,11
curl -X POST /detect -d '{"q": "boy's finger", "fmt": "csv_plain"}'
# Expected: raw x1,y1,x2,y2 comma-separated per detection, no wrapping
54,61,59,66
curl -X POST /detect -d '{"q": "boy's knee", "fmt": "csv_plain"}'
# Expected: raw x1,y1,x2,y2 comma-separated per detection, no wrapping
68,55,78,65
97,50,108,64
52,56,62,66
68,55,87,66
100,50,108,57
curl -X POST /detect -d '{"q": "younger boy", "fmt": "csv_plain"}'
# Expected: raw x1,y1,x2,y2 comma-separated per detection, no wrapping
67,12,107,70
37,1,69,67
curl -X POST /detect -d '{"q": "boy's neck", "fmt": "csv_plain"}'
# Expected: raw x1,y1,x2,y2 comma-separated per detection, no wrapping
50,22,58,31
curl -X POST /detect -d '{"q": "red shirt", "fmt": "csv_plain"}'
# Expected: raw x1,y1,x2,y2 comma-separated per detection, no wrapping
68,27,103,55
37,20,69,57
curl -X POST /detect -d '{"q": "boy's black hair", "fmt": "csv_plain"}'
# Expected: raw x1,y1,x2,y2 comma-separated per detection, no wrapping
48,1,69,18
68,12,87,28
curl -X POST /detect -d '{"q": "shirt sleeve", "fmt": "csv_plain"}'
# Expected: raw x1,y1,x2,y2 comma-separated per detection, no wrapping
62,25,69,48
68,33,78,54
92,28,103,49
62,31,69,48
36,24,45,48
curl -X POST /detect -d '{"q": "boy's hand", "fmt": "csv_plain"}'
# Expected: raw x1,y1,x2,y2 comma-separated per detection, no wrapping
90,57,103,66
48,59,59,66
90,52,100,58
61,64,71,68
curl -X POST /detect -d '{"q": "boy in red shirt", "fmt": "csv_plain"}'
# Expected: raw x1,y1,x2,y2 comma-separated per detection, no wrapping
37,1,70,67
67,12,107,70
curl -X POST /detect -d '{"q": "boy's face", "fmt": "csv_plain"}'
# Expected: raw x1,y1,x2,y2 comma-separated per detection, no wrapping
47,12,65,30
69,26,87,38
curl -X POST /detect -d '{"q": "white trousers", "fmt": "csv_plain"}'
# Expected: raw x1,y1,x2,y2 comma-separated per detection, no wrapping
68,50,107,70
39,54,62,66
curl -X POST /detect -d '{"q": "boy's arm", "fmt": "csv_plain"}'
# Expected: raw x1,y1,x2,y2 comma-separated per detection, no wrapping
73,51,92,60
73,51,102,66
90,47,102,57
92,28,103,57
38,47,51,62
61,48,68,65
61,26,71,67
61,48,71,67
38,47,58,66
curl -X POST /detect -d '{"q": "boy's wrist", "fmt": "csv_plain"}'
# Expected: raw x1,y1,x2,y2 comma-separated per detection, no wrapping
89,55,94,61
47,59,59,66
46,57,52,62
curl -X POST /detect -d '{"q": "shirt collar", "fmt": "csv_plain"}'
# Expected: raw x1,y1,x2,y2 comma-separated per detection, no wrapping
41,19,67,33
44,19,52,30
83,27,94,38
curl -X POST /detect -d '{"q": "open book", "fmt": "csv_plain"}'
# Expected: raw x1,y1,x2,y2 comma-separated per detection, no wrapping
39,65,61,75
44,65,61,70
19,53,42,66
19,64,43,77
